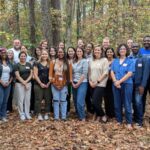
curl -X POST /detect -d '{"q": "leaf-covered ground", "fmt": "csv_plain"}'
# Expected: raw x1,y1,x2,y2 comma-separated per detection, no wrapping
0,98,150,150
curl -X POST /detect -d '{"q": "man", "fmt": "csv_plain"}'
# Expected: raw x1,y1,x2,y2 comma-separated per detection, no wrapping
102,37,110,56
139,36,150,114
130,43,149,127
9,39,21,63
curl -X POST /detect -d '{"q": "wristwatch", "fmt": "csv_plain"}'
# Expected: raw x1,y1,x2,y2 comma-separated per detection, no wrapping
97,80,100,84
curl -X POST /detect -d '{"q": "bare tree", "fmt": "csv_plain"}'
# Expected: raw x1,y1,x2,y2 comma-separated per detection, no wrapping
51,0,61,47
41,0,53,47
29,0,36,45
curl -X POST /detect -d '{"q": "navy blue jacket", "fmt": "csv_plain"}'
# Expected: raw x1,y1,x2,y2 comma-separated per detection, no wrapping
134,57,150,87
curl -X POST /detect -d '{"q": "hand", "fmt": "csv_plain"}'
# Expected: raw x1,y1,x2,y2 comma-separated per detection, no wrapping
45,82,50,88
72,82,79,89
138,86,144,95
1,81,9,87
40,83,46,88
89,80,97,88
25,84,30,90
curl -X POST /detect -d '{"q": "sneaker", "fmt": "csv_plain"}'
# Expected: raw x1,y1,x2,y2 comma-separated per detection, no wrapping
26,115,32,120
2,118,8,122
20,115,26,121
38,114,43,121
101,116,107,123
44,114,49,120
126,124,132,130
134,123,142,129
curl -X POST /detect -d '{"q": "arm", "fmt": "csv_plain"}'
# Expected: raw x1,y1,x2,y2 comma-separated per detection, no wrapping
24,69,33,83
15,71,26,85
49,61,54,83
33,66,46,88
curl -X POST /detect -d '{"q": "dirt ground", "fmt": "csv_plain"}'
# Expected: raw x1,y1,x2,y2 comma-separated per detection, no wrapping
0,96,150,150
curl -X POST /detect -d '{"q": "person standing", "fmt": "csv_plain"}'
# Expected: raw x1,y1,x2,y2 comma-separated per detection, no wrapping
14,51,33,120
9,39,21,63
139,36,150,114
89,46,109,122
111,44,135,129
34,50,51,121
72,47,88,121
0,48,13,122
130,43,149,127
49,48,70,121
104,47,116,119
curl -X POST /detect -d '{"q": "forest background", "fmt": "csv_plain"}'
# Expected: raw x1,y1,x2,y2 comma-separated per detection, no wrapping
0,0,150,53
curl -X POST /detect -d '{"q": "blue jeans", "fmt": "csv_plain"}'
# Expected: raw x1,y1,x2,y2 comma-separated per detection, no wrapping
0,84,11,118
51,85,68,119
133,88,143,126
112,83,133,124
72,82,87,120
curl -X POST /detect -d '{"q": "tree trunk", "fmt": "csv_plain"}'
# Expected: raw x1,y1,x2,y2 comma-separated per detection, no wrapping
29,0,36,45
12,0,20,38
65,0,75,47
51,0,61,47
41,0,53,47
76,0,81,39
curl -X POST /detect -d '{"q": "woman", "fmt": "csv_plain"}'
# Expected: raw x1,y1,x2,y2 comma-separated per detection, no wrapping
111,44,134,129
104,48,116,119
66,47,75,114
14,51,33,120
40,39,48,50
49,47,57,61
34,50,51,121
0,48,13,122
34,47,42,61
49,48,70,120
21,45,32,62
89,46,109,122
7,50,15,113
72,47,88,121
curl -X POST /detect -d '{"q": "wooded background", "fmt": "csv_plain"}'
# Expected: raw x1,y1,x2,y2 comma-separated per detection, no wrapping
0,0,150,49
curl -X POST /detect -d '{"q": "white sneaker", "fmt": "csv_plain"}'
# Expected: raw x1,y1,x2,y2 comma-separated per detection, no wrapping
101,116,107,123
20,115,26,121
38,114,43,121
44,114,49,120
2,118,8,122
26,115,32,120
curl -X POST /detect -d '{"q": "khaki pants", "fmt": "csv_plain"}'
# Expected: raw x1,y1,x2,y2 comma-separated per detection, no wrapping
15,82,31,117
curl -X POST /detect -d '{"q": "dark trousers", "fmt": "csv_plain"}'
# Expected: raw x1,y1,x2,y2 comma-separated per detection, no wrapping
142,76,150,114
104,80,115,118
7,83,14,112
85,83,94,114
66,84,71,112
30,80,35,112
91,86,105,117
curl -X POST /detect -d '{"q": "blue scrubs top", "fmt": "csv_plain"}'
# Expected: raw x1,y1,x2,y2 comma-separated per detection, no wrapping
111,57,135,84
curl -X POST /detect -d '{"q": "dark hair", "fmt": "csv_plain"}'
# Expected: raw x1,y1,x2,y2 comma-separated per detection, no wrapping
34,47,42,58
92,46,103,60
66,47,76,59
143,35,150,41
117,43,130,57
0,48,9,62
49,47,57,58
105,47,116,58
86,42,94,49
18,51,27,58
75,47,85,62
57,48,70,81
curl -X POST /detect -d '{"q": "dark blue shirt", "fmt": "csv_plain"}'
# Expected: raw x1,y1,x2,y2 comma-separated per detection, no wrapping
111,58,135,84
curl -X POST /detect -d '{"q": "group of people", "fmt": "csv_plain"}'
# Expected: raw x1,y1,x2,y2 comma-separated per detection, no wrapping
0,35,150,130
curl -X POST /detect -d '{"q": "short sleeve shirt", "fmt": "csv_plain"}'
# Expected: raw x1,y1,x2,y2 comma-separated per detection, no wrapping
111,58,135,84
14,62,32,82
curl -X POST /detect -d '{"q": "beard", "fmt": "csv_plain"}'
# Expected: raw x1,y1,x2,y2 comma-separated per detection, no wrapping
144,43,150,49
14,45,21,50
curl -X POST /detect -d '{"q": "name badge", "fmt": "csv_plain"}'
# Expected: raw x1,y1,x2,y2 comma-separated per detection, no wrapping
123,63,127,67
59,77,63,81
26,66,30,69
138,63,142,67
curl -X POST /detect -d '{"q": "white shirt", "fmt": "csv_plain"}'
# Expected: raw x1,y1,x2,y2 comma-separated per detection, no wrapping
1,65,10,83
9,48,20,63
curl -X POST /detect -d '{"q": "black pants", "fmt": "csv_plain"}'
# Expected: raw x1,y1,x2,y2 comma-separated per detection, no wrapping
85,83,94,114
7,83,14,112
66,84,71,112
142,76,150,114
92,86,105,117
30,80,35,112
104,80,115,118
